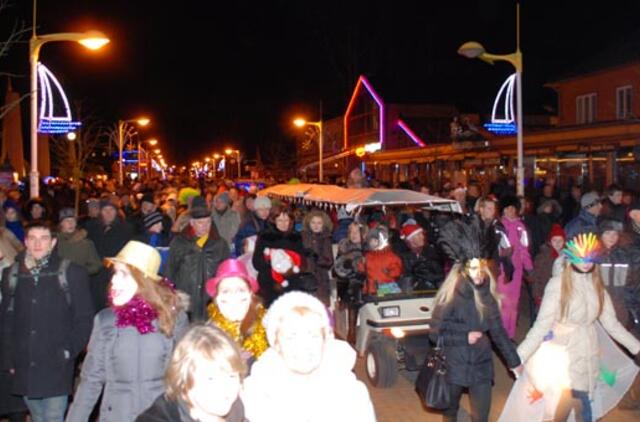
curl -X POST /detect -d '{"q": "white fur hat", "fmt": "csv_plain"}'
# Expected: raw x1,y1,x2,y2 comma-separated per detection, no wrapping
263,291,332,346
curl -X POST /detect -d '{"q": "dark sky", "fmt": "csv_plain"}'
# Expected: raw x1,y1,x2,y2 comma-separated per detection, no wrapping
4,0,640,165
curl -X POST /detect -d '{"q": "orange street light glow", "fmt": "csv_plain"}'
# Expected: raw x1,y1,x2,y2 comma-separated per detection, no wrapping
77,31,110,50
293,118,306,127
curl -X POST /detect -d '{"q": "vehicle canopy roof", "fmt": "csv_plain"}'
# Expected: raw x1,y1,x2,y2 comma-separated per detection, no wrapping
258,183,462,213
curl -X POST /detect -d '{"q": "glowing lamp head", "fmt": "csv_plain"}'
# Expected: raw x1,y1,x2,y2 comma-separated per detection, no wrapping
136,118,150,127
78,31,110,50
147,139,158,146
213,153,220,159
225,148,233,155
66,132,77,141
154,149,161,154
355,147,366,158
293,118,307,128
205,157,211,162
457,41,486,59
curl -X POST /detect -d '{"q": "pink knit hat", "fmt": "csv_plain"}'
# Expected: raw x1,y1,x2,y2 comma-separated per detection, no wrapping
206,259,259,297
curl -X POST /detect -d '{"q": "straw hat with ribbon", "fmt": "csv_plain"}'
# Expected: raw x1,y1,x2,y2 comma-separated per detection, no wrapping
105,240,162,281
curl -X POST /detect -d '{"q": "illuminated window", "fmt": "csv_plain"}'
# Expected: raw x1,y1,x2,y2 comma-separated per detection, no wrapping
576,93,596,124
616,85,632,119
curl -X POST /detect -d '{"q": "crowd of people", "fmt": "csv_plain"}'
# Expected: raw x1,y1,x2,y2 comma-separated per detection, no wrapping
0,173,637,421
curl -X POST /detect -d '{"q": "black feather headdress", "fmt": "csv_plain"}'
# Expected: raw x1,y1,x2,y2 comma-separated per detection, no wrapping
437,215,492,263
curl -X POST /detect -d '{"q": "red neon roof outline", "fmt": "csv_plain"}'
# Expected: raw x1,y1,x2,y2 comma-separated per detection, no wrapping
397,118,427,147
343,75,385,150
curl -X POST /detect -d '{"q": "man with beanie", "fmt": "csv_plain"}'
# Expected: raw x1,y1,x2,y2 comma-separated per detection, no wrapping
56,208,102,276
211,191,241,251
166,196,229,321
233,196,271,257
130,192,173,238
565,191,602,239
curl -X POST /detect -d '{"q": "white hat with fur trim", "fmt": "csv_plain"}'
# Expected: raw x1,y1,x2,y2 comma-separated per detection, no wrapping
263,291,332,346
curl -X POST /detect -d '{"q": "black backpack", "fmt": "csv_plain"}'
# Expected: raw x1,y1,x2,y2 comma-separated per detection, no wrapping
3,259,72,312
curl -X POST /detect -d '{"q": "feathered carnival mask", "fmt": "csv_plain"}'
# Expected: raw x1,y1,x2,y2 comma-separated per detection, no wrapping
562,232,602,265
438,216,492,264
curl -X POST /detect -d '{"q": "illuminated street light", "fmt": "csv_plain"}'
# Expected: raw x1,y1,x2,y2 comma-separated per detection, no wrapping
458,4,523,196
117,117,150,185
293,116,323,182
66,132,77,141
225,148,241,178
30,25,109,197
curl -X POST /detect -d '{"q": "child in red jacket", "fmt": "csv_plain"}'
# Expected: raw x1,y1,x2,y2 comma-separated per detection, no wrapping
358,226,403,296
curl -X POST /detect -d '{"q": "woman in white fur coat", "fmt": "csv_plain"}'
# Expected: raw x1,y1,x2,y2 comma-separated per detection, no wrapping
241,291,376,422
514,233,640,422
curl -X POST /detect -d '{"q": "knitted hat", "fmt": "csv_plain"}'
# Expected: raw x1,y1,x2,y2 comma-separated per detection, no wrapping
500,194,521,211
598,218,624,234
3,200,20,213
263,291,331,346
205,259,259,297
59,207,77,222
141,192,154,205
189,196,210,219
105,241,162,281
100,199,118,210
254,196,272,210
144,211,163,230
86,198,100,209
580,191,602,209
547,223,566,241
215,191,232,207
400,224,423,241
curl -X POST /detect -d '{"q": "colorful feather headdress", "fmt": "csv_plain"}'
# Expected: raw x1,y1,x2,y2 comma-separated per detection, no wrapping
562,232,601,265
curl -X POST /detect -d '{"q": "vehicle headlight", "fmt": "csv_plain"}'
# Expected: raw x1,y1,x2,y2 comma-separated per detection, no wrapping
379,306,400,318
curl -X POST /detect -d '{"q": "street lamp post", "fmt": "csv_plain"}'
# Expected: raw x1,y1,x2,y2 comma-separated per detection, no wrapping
458,4,523,196
294,118,323,182
117,117,149,185
225,148,241,179
29,29,109,198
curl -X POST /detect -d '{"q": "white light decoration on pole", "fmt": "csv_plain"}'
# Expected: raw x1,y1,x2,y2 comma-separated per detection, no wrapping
484,73,517,135
37,63,81,134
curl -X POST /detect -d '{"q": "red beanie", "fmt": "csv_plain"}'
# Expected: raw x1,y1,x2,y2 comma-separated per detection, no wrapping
400,224,423,241
548,224,566,242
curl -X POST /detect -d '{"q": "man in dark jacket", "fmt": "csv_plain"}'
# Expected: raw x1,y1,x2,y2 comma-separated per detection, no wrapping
129,192,173,237
165,197,229,321
85,199,133,310
232,196,271,257
565,191,602,239
0,222,94,421
395,223,444,290
601,184,627,223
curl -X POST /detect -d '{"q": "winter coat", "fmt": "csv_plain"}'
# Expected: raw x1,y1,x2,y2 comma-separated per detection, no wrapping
334,239,364,279
252,227,308,306
564,207,599,239
66,308,188,422
5,221,24,243
531,243,560,305
499,216,533,283
0,227,22,267
136,395,247,422
518,269,640,395
301,229,333,287
212,208,241,251
431,276,521,387
165,225,229,321
242,339,376,422
332,217,353,244
85,217,134,259
0,252,94,398
601,199,627,223
358,247,403,294
233,213,269,258
600,245,639,327
396,242,444,290
56,229,103,275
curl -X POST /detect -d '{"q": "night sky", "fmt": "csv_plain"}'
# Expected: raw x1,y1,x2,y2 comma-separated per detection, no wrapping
3,0,640,165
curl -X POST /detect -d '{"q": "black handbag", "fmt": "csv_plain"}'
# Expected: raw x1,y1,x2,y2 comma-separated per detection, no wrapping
415,335,450,410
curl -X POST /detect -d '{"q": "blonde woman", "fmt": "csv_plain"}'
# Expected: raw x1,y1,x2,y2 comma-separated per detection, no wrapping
514,233,640,422
137,324,248,422
66,241,188,422
434,217,522,422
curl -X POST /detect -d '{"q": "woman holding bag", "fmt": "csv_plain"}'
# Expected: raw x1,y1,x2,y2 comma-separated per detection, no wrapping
430,217,522,422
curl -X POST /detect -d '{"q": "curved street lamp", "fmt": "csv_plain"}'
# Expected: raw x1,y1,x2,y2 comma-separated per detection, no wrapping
293,117,323,182
29,29,109,197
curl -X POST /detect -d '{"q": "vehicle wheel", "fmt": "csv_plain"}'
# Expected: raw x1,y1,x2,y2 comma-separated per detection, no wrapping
365,339,398,388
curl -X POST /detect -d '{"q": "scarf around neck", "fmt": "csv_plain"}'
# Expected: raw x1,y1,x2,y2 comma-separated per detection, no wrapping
113,295,158,334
